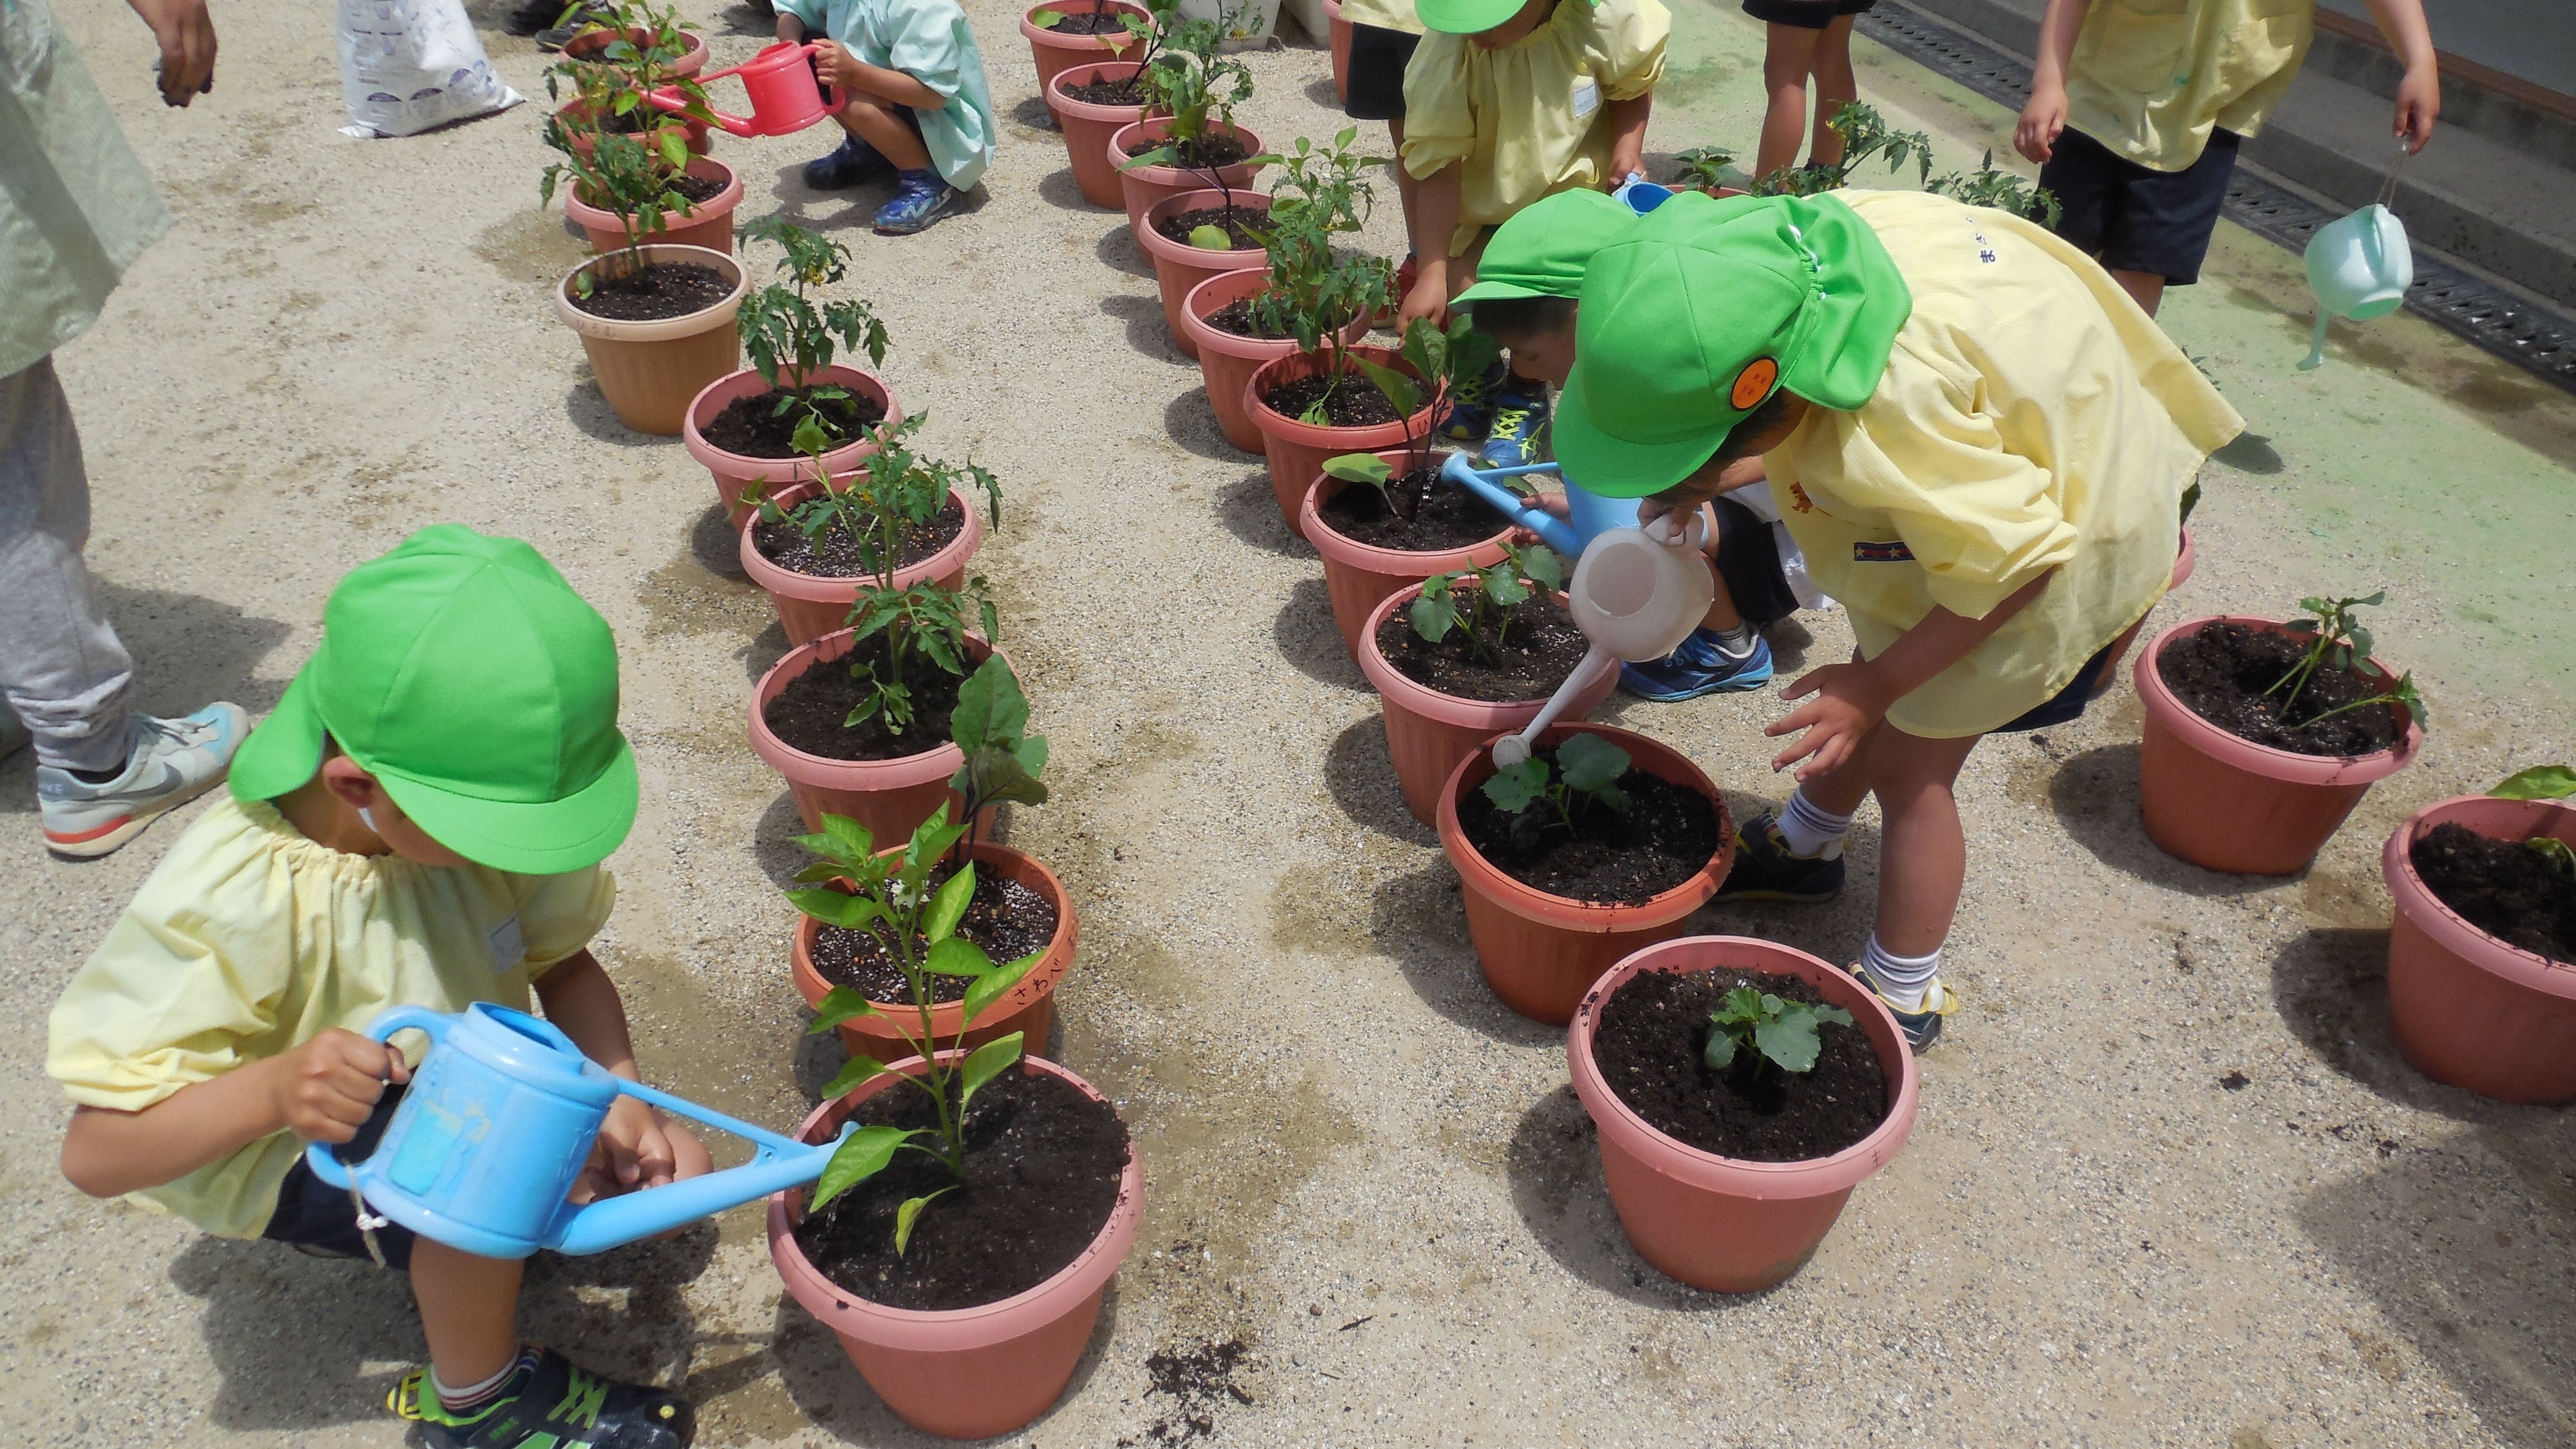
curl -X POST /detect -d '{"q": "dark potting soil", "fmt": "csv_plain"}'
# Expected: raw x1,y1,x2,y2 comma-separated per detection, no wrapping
1060,75,1148,105
1591,967,1892,1163
1317,465,1501,552
1125,132,1249,169
1453,742,1723,904
700,386,887,460
2155,622,2407,757
763,634,968,762
1204,297,1299,340
566,260,732,321
812,864,1062,1003
1376,592,1589,704
1261,373,1402,429
1152,204,1265,252
793,1067,1129,1311
1043,5,1130,32
752,496,965,579
2410,821,2576,964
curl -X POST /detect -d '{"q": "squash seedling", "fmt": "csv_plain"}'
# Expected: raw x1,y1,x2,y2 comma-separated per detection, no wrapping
1409,541,1565,663
736,217,892,444
2266,592,2428,730
2491,766,2576,876
1703,987,1854,1077
1483,730,1633,840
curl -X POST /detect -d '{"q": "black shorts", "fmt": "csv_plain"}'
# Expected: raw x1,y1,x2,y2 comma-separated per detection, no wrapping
1711,498,1800,628
1742,0,1876,27
1345,22,1419,122
2038,125,2240,287
263,1086,416,1270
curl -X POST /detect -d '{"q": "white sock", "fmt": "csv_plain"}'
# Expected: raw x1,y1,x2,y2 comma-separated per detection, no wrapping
1862,935,1942,1013
1776,788,1853,859
433,1352,524,1414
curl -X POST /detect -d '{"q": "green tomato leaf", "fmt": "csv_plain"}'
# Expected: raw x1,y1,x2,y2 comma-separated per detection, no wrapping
2494,765,2576,801
809,1124,921,1212
924,864,978,944
957,1030,1025,1110
818,1052,894,1099
1481,757,1550,815
1555,732,1633,794
809,985,885,1035
925,934,997,978
893,1185,956,1254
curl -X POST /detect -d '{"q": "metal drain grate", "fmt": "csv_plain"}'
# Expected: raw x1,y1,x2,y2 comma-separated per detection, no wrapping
1855,2,2576,395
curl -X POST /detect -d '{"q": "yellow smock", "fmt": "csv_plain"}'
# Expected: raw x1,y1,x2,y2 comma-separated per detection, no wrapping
1763,190,2243,738
46,797,617,1238
1339,0,1424,37
1400,0,1669,256
2065,0,2315,172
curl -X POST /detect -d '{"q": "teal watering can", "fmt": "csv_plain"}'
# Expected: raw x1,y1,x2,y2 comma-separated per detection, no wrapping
2299,154,2415,370
306,1003,853,1260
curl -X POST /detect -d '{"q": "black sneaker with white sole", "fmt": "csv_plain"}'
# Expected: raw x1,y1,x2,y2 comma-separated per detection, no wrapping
1712,809,1845,904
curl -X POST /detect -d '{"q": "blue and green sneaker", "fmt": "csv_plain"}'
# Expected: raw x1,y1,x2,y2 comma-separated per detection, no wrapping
392,1347,694,1449
1479,382,1551,468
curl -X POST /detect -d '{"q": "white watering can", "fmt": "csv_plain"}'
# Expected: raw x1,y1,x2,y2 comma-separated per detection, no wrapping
1490,509,1713,769
2299,152,2415,371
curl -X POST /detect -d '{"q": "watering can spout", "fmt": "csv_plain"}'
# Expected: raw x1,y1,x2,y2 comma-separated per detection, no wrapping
548,1117,854,1255
1438,453,1581,555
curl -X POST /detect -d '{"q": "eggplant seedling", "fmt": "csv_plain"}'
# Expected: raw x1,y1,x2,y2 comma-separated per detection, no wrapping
1411,541,1565,664
1483,730,1633,838
947,654,1049,856
1703,986,1854,1077
2265,591,2428,730
1327,313,1502,484
2491,765,2576,875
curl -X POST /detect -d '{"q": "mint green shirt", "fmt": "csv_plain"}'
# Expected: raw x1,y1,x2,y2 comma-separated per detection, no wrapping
778,0,996,192
0,0,170,378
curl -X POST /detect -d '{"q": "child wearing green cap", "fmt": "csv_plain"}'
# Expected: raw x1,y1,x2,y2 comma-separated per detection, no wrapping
1552,189,2241,1049
49,526,708,1449
1396,0,1671,468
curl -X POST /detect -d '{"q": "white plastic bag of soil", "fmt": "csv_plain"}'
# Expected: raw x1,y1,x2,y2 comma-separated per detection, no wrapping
335,0,523,138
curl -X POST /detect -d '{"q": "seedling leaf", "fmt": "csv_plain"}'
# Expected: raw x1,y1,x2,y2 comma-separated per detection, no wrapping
1482,758,1550,815
957,1031,1025,1110
893,1186,956,1254
925,935,996,978
1322,452,1393,485
1555,732,1632,793
809,985,885,1034
924,864,977,943
2493,765,2576,801
964,948,1044,1025
811,1124,921,1211
819,1052,894,1099
786,888,881,931
1188,223,1235,250
1031,7,1064,22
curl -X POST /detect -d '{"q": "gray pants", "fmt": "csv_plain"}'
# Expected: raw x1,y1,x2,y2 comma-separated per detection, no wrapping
1,357,132,774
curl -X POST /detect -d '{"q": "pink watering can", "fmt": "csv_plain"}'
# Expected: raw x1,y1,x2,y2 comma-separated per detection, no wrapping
646,41,840,138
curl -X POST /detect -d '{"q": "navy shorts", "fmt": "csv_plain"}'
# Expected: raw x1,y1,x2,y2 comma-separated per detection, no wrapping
1711,497,1800,628
1743,0,1876,27
263,1086,416,1270
1344,22,1419,122
2039,125,2241,287
1990,638,2118,735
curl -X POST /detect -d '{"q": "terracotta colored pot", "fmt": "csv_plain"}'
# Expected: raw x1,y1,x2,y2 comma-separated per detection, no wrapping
1303,453,1510,661
684,365,898,531
1325,0,1350,102
1245,346,1435,538
2383,794,2576,1104
2134,615,2422,875
2090,523,2195,700
553,243,746,437
1359,582,1618,825
552,97,712,159
1135,188,1271,359
790,841,1078,1065
751,629,1000,838
1020,1,1151,96
1568,936,1921,1292
561,25,710,78
565,154,743,257
1436,722,1734,1024
1046,62,1148,208
1109,117,1267,232
769,1053,1142,1439
1179,271,1344,452
741,482,986,646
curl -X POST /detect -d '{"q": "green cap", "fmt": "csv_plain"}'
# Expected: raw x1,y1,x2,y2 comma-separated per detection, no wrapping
230,525,638,874
1553,192,1912,499
1418,0,1555,35
1455,188,1660,305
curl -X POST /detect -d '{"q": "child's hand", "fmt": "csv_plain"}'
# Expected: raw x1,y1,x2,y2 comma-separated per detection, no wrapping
272,1029,409,1144
586,1095,679,1196
1396,259,1449,330
2014,81,2067,165
2392,64,2438,153
813,40,861,93
1765,661,1894,779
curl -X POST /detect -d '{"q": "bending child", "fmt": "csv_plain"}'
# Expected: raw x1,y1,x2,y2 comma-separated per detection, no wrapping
780,0,998,235
51,527,712,1449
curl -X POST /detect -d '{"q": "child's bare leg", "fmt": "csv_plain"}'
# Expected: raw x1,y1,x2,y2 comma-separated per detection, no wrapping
1863,726,1982,956
411,1238,524,1390
2109,268,2166,317
1756,23,1826,179
1807,17,1858,167
837,94,933,171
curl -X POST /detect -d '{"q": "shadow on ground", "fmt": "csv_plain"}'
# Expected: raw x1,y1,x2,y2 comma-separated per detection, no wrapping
1167,390,1253,466
2044,741,2279,898
1274,578,1362,691
1102,291,1176,361
1323,714,1432,846
1506,1085,1752,1312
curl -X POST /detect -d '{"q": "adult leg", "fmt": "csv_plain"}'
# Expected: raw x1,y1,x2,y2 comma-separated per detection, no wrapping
0,357,135,776
1755,23,1827,181
1806,16,1858,167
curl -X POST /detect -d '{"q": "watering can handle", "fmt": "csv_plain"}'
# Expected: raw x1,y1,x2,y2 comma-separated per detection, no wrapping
302,1007,454,1190
611,1076,825,1163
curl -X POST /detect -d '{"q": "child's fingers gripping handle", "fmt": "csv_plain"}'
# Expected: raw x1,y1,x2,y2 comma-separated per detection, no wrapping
302,1007,452,1187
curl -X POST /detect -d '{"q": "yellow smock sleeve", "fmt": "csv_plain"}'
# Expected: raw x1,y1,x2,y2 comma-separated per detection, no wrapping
1835,375,2080,621
517,865,617,973
1579,0,1669,102
1399,35,1478,181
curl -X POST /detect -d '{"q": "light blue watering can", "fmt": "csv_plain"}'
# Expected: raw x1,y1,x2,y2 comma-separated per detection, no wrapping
306,1003,853,1260
1613,173,1676,216
2299,154,2415,370
1438,454,1636,557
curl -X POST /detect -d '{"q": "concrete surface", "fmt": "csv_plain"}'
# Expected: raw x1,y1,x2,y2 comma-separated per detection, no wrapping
3,1,2574,1447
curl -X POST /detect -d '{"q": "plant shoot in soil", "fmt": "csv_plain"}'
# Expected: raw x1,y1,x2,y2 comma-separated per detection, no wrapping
1750,103,2059,224
539,0,717,286
1484,731,1633,839
1672,145,1735,191
1408,540,1565,662
736,217,891,441
2266,592,2428,729
1329,314,1499,478
2492,765,2576,875
1243,130,1387,390
947,654,1049,857
1703,986,1854,1080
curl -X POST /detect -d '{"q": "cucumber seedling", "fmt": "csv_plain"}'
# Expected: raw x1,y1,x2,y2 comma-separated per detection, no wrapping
1483,730,1633,845
1409,541,1565,664
1703,985,1854,1079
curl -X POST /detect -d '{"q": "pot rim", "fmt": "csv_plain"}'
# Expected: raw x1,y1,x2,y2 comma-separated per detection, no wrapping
740,481,986,604
1107,117,1267,188
749,627,990,781
1046,60,1152,122
1177,269,1371,362
1356,571,1595,726
1135,187,1273,265
564,153,741,230
2134,614,2423,785
2384,794,2576,989
553,243,748,343
1021,0,1151,42
1301,449,1510,572
1244,345,1436,449
790,840,1081,1024
683,364,896,482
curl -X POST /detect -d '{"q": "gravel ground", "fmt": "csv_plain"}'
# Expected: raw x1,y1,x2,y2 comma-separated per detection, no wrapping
3,1,2573,1446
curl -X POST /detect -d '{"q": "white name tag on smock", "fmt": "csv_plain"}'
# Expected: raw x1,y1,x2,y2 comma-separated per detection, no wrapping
488,915,527,974
1571,75,1600,118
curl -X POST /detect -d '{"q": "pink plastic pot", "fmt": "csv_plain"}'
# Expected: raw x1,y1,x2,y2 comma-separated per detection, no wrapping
1437,722,1733,1025
740,482,984,646
1046,62,1148,208
552,96,712,159
553,244,745,437
1136,188,1271,359
1357,581,1616,825
1245,347,1435,538
1325,0,1350,103
684,365,897,531
564,154,742,255
1020,0,1151,95
1303,453,1510,661
1176,270,1368,453
2384,794,2576,1104
769,1054,1142,1439
750,629,1001,839
2134,615,2422,875
1110,117,1266,232
1569,936,1920,1292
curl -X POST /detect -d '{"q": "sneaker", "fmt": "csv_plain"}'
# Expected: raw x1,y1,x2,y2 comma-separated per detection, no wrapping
531,6,616,49
802,136,894,191
872,169,956,234
1711,808,1844,904
1846,959,1957,1053
1440,358,1507,444
393,1347,694,1449
0,712,27,764
1619,628,1774,702
1480,383,1551,468
36,704,247,859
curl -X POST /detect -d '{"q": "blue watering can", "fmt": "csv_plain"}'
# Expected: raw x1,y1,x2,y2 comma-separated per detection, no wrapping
1613,173,1675,216
306,1003,853,1260
1438,454,1637,557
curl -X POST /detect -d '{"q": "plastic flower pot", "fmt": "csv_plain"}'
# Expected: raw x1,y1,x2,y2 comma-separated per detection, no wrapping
1436,722,1734,1025
1178,271,1371,453
1568,935,1921,1292
561,25,710,77
553,243,746,438
1109,117,1267,233
552,97,712,159
564,154,744,257
1136,188,1271,359
684,365,898,531
2090,523,2195,700
740,481,986,647
2383,794,2576,1104
1245,346,1435,539
1302,453,1510,661
750,629,1002,839
768,1053,1142,1439
1046,62,1149,208
2133,615,2422,875
1357,578,1618,825
790,841,1078,1066
1325,0,1350,102
1020,0,1150,97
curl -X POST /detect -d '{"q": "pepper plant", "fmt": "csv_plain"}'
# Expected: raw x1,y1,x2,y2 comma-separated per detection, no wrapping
798,807,1044,1248
2490,765,2576,875
1672,145,1736,192
736,217,892,442
2264,591,2428,731
1703,987,1854,1078
1483,731,1633,836
946,654,1049,859
1409,540,1564,662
